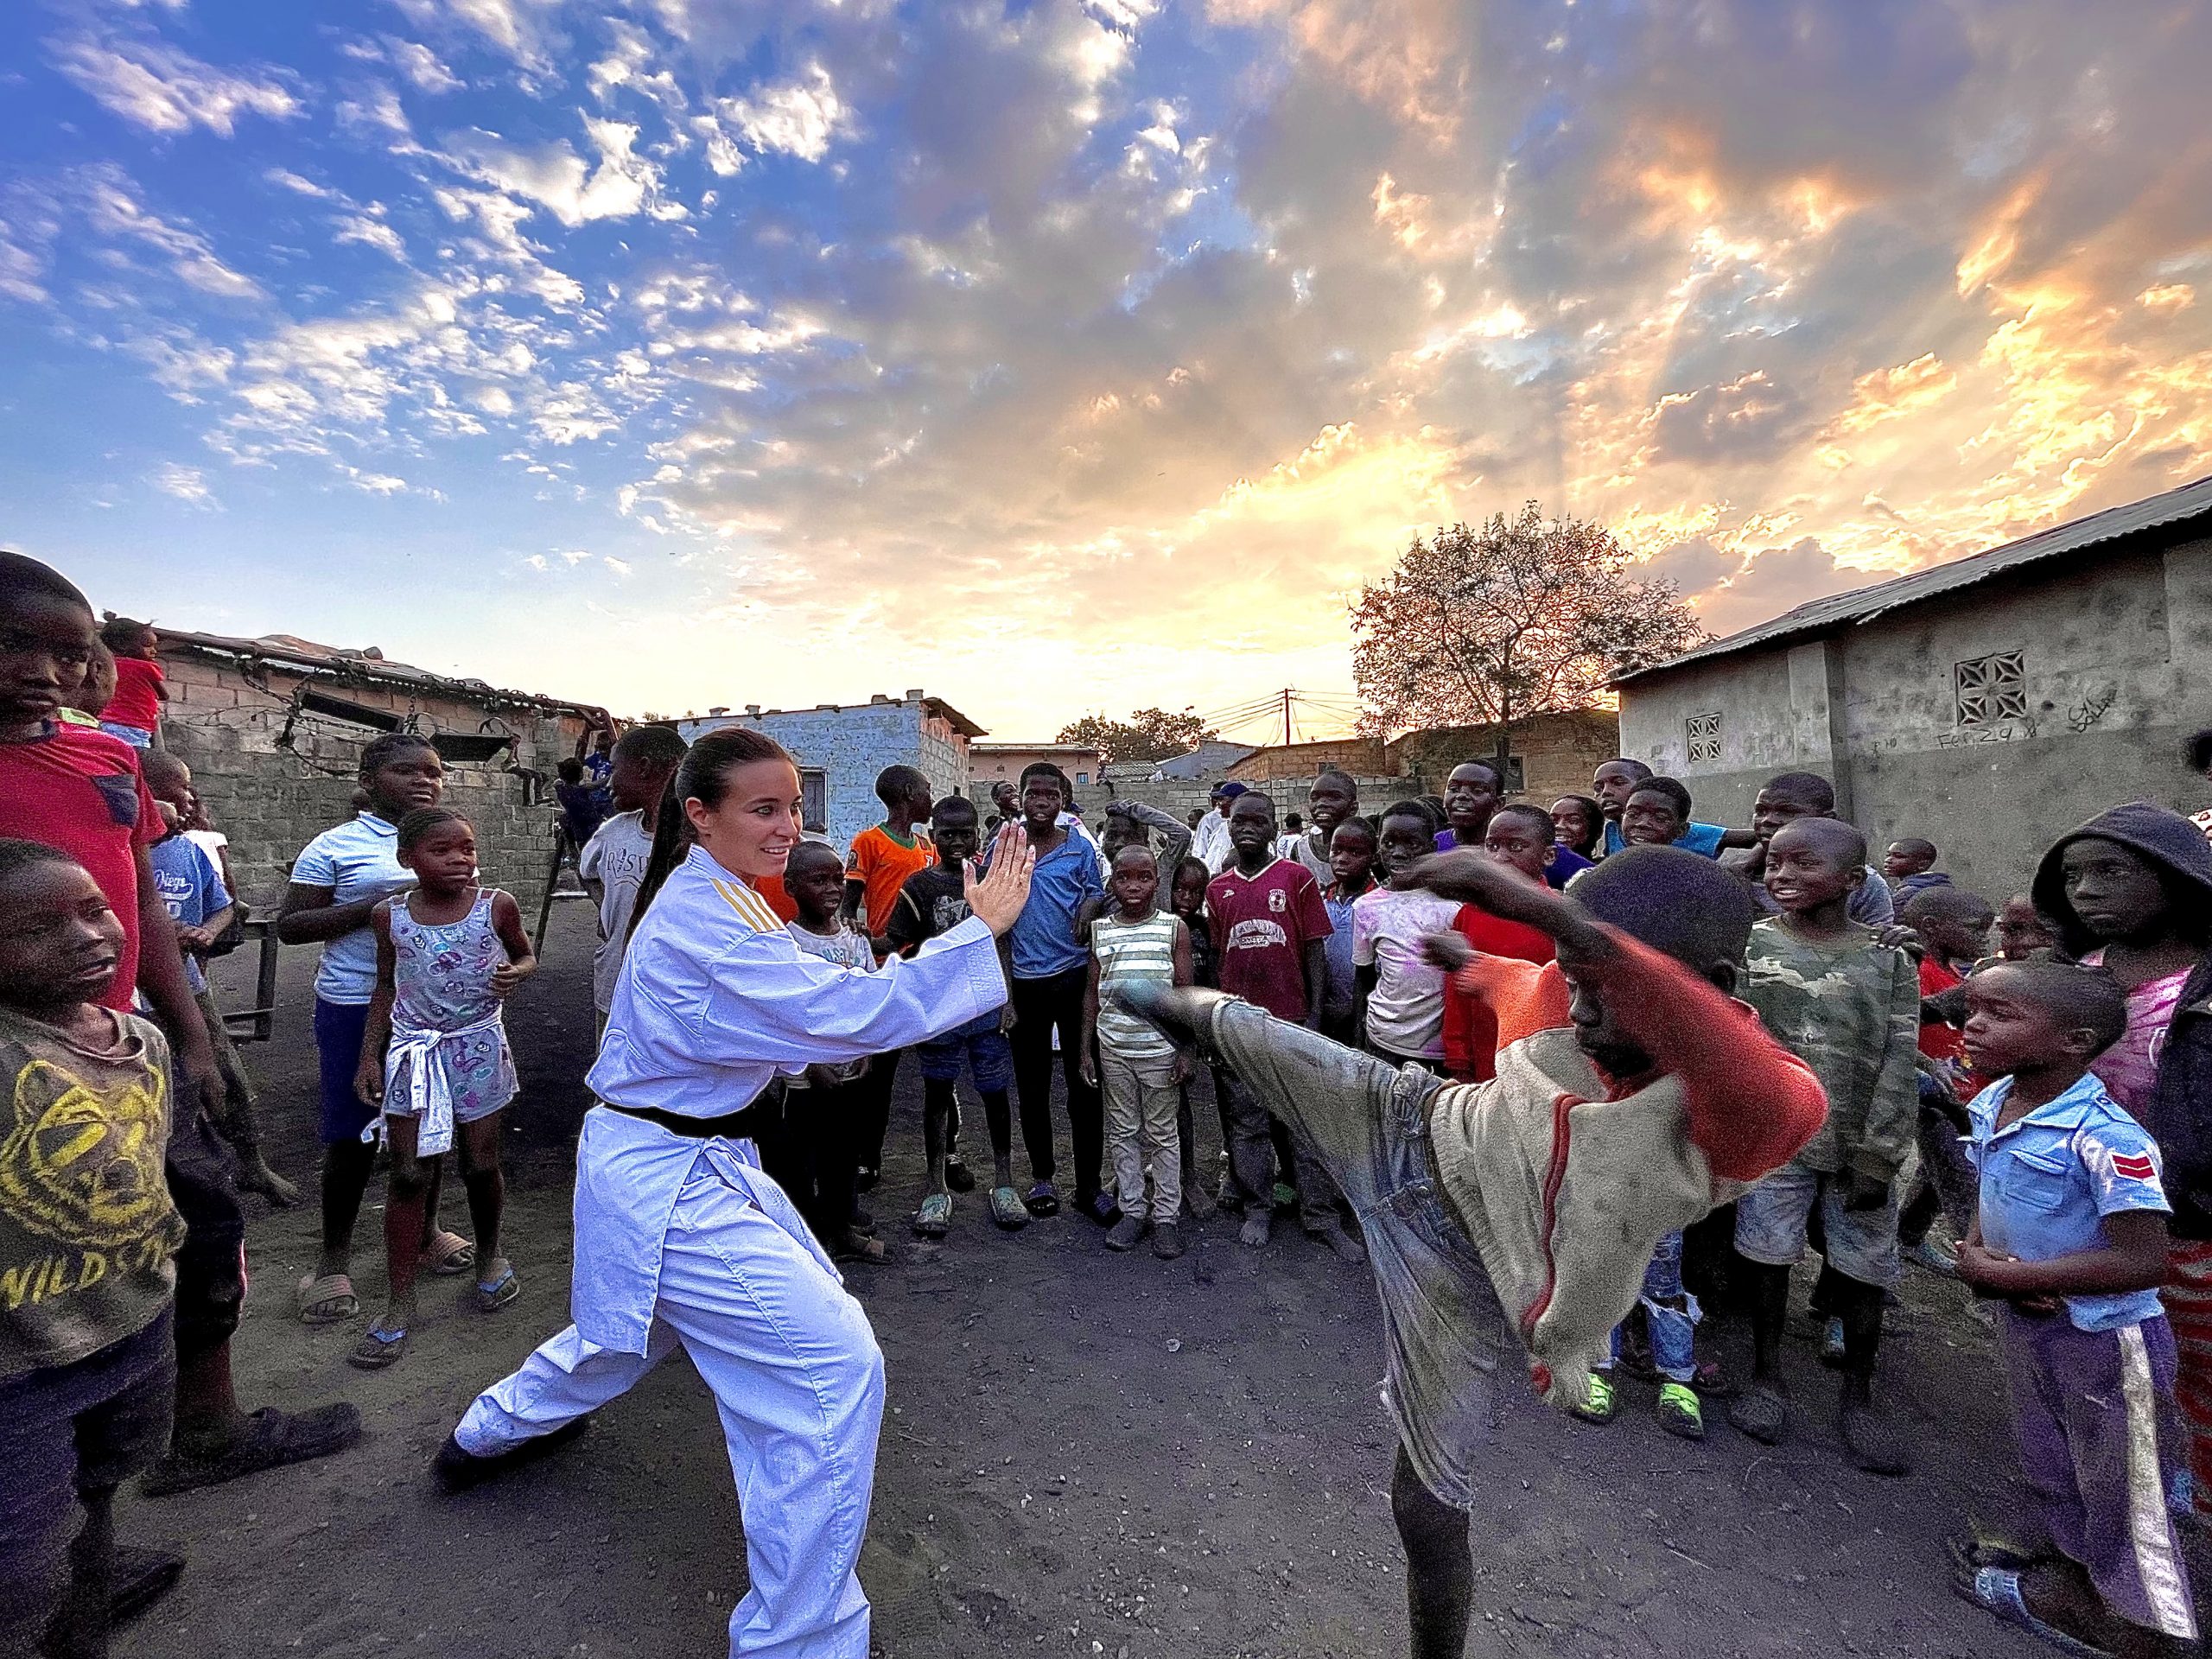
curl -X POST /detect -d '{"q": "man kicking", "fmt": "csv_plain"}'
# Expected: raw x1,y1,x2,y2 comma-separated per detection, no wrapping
1114,846,1827,1659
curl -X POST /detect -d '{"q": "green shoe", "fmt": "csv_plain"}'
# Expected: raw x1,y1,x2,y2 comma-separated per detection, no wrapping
1656,1381,1705,1440
912,1192,953,1237
1569,1371,1618,1425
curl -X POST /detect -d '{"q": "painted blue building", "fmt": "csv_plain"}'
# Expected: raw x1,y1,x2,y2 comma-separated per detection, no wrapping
677,689,986,855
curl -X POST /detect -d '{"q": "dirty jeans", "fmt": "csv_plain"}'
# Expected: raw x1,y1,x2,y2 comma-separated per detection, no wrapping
1205,996,1506,1510
1599,1231,1700,1383
1100,1047,1182,1224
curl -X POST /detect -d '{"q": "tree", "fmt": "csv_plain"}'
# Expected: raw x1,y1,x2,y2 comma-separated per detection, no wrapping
1349,502,1707,780
1053,706,1218,766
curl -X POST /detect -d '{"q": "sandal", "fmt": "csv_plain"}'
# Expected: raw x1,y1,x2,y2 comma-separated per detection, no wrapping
348,1325,410,1370
913,1192,954,1237
420,1231,476,1276
1952,1565,2113,1658
477,1267,521,1312
141,1403,364,1497
1023,1180,1060,1218
988,1185,1031,1230
296,1271,358,1326
832,1230,891,1265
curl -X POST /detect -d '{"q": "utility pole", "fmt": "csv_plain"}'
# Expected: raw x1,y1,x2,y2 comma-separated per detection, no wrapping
1281,687,1293,747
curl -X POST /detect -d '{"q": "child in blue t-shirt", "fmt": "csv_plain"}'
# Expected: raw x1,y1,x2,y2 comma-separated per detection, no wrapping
1951,958,2196,1655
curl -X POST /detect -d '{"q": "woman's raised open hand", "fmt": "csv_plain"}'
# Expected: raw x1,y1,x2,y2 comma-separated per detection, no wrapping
966,823,1037,937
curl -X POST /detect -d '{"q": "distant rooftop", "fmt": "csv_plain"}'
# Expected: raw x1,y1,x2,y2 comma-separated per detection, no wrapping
693,690,987,739
1618,472,2212,683
158,626,606,717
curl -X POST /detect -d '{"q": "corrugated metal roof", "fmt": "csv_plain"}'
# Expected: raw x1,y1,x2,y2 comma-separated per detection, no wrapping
158,627,605,715
1617,473,2212,683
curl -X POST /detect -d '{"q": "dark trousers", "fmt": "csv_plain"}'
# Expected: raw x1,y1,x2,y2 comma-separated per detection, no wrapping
1009,967,1103,1200
756,1077,862,1247
852,1048,903,1175
0,1314,175,1659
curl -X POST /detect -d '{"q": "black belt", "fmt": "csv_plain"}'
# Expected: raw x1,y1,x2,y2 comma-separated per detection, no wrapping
598,1086,780,1141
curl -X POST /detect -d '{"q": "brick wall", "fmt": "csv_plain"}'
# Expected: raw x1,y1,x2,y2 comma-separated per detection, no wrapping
1386,710,1619,805
156,649,584,914
1074,775,1409,833
1226,737,1389,781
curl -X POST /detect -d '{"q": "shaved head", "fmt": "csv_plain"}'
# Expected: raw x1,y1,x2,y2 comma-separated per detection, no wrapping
1770,816,1866,868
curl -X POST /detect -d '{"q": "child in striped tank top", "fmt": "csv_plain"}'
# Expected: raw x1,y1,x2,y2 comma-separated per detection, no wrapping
1083,846,1194,1258
351,808,536,1369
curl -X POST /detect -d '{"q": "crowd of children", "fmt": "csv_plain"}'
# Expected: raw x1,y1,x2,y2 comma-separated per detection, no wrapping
13,536,2212,1658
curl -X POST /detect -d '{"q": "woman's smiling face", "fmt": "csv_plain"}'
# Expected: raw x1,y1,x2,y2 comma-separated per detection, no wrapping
685,757,803,880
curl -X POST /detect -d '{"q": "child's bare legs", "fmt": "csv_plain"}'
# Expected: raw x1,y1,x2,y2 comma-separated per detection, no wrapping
921,1077,957,1195
1391,1445,1472,1659
459,1114,511,1298
978,1086,1014,1191
318,1139,445,1283
370,1117,429,1348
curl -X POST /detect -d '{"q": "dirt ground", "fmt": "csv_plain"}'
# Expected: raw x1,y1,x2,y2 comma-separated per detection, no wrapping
112,899,2077,1658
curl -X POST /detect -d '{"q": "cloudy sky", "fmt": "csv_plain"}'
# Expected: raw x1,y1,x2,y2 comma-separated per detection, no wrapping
4,1,2209,741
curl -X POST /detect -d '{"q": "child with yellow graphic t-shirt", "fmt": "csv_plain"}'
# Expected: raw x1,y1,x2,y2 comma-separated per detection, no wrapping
0,838,185,1650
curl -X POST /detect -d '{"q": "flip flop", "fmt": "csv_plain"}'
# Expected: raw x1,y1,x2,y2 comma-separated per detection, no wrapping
296,1271,358,1325
832,1230,891,1265
420,1231,476,1275
913,1192,954,1237
140,1404,364,1497
476,1267,521,1312
1951,1565,2113,1658
348,1325,410,1370
1023,1180,1060,1218
988,1185,1030,1230
1946,1530,2047,1576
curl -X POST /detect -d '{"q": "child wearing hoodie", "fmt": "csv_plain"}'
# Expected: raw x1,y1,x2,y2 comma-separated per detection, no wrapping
2033,802,2212,1516
1111,846,1824,1659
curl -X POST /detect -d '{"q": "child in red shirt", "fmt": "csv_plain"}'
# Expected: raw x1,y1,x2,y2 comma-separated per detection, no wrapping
1433,805,1559,1083
96,616,165,749
1205,791,1358,1257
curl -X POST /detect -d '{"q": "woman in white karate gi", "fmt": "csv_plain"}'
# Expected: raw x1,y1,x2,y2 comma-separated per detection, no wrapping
435,728,1033,1659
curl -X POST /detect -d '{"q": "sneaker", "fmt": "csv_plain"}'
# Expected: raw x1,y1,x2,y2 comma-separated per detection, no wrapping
1569,1372,1618,1425
1840,1395,1910,1476
1907,1236,1958,1277
1239,1208,1272,1248
1727,1382,1789,1445
944,1154,976,1194
1312,1227,1367,1265
1153,1222,1185,1260
1105,1215,1147,1252
1656,1381,1705,1440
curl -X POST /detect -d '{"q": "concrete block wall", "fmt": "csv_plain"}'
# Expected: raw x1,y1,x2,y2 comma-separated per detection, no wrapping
156,650,578,914
1618,535,2212,899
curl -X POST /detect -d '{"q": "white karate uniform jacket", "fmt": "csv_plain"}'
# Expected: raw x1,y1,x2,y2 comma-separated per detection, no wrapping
574,845,1007,1352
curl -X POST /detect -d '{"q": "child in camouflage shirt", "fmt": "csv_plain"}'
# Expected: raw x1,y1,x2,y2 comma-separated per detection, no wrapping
1729,818,1922,1474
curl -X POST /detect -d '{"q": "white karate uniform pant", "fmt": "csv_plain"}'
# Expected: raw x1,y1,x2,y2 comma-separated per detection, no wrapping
455,1159,885,1659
